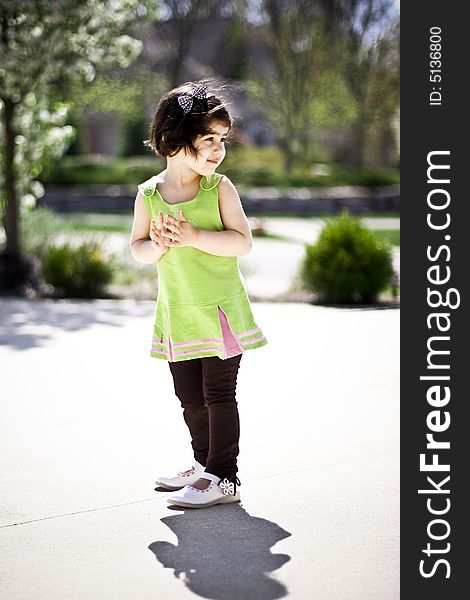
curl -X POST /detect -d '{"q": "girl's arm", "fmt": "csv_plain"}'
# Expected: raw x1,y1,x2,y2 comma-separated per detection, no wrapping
129,192,166,263
163,177,253,257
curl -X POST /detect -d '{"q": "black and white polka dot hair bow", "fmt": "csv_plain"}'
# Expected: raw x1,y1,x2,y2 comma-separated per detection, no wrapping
177,84,208,114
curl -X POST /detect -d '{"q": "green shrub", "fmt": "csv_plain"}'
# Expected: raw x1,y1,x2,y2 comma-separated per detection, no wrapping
42,240,115,298
20,207,66,261
39,151,400,188
301,212,395,303
230,167,281,187
39,155,164,185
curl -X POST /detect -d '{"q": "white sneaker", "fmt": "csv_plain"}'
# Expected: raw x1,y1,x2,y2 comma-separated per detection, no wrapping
166,473,241,508
155,460,205,490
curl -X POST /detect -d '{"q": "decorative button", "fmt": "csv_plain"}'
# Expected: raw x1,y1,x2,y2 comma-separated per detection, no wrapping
219,478,235,495
201,175,212,190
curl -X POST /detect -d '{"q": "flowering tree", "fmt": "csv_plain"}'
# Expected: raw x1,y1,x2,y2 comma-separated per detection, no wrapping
0,0,156,295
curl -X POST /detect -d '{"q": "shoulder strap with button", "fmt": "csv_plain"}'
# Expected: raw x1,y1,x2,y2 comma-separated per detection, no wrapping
138,176,158,198
199,173,223,191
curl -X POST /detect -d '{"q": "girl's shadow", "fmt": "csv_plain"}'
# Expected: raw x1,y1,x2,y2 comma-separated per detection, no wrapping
148,503,291,600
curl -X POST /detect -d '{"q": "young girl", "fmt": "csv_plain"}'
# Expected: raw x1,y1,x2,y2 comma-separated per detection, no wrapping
130,80,267,508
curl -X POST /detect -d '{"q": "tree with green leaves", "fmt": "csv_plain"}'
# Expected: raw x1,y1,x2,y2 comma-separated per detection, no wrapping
364,17,399,166
320,0,399,167
0,0,156,295
246,0,356,174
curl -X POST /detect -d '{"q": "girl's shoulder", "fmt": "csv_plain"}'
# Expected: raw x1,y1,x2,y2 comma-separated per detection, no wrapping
137,172,163,198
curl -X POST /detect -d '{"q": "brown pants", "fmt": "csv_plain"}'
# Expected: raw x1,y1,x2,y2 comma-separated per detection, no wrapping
168,354,242,481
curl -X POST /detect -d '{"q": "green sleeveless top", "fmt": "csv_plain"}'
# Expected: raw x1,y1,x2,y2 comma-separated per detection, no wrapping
137,173,267,362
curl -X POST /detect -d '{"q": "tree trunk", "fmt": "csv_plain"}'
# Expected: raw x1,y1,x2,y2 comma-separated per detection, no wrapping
377,121,396,167
2,96,20,256
279,137,295,175
352,114,368,169
0,97,48,297
283,145,295,175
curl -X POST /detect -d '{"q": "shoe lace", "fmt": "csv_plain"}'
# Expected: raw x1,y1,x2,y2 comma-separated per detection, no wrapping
233,476,241,495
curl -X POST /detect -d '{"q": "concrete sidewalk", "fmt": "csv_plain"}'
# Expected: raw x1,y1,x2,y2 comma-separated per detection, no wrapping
0,299,399,600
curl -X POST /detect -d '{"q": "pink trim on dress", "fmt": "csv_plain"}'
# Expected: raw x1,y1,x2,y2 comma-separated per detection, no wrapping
151,347,169,357
152,339,169,347
152,308,263,361
240,335,267,347
237,326,262,338
172,338,224,348
167,314,174,361
173,345,224,358
218,306,244,358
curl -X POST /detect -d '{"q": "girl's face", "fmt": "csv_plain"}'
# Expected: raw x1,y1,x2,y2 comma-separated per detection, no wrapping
180,120,230,175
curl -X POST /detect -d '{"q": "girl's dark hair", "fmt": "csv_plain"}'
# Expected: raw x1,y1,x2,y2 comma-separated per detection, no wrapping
144,79,233,158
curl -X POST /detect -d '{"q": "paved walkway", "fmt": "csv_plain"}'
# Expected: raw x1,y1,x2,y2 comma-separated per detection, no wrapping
0,298,399,599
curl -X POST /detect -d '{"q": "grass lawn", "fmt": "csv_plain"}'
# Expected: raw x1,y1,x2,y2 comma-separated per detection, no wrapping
57,213,133,233
60,213,400,244
253,229,400,246
369,229,400,246
67,222,131,233
247,211,400,219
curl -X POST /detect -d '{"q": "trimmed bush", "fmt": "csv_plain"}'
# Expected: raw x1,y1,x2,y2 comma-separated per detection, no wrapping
42,240,115,298
39,155,164,185
301,212,394,303
39,151,400,188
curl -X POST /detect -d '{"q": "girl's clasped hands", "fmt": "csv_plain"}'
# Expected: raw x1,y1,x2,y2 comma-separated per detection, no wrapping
149,209,198,253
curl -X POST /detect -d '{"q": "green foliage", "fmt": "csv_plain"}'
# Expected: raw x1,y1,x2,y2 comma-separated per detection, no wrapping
39,154,164,185
372,229,400,246
18,206,117,298
243,2,399,170
308,69,358,129
39,150,400,188
70,74,143,121
245,2,361,173
333,8,400,167
66,65,167,156
301,212,395,303
20,206,67,260
321,167,399,187
225,15,249,79
224,166,280,187
120,113,152,156
42,239,115,298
